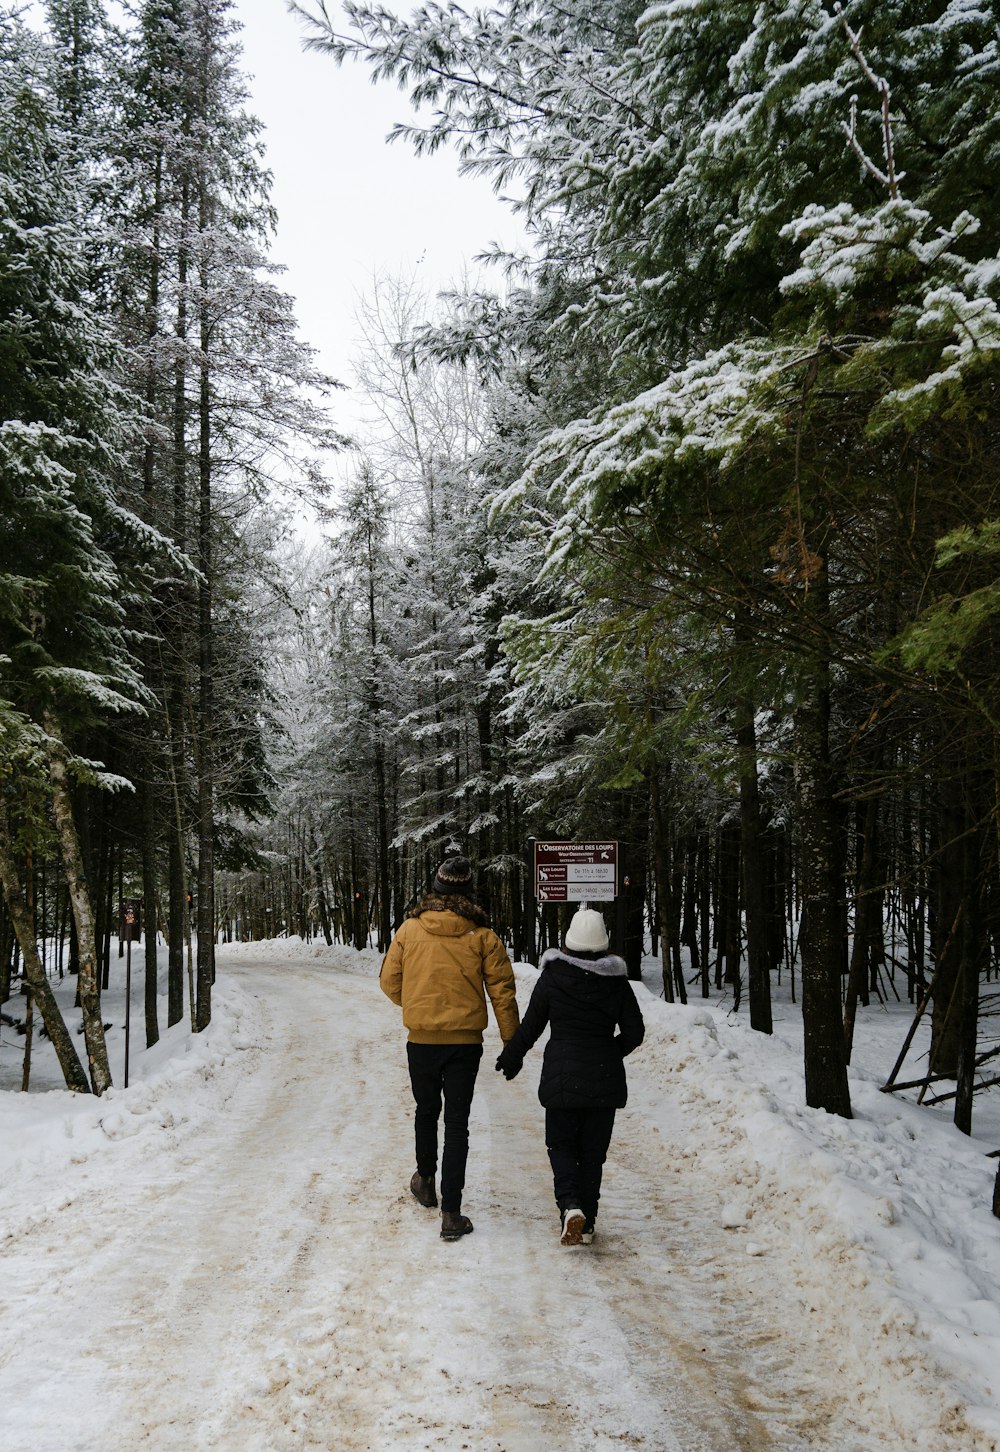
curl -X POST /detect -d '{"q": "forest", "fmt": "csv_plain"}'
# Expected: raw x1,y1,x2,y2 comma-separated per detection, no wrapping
2,0,1000,1134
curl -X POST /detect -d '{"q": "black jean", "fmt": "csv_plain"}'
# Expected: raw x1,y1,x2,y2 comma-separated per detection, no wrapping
545,1105,617,1223
406,1042,483,1212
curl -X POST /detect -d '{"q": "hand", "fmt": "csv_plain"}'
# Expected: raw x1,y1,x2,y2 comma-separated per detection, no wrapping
495,1052,521,1081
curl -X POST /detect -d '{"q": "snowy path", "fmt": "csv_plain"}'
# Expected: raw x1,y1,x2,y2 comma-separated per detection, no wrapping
0,952,988,1451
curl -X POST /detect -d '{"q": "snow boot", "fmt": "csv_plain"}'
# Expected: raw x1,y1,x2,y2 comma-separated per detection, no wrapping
560,1208,585,1246
580,1220,595,1245
440,1210,474,1241
410,1171,437,1208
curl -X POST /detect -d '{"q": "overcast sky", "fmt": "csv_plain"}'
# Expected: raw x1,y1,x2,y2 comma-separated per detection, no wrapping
233,0,524,437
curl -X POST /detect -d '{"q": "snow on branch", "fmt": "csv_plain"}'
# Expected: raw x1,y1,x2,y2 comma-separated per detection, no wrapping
780,192,1000,428
879,286,1000,424
780,197,930,301
495,339,789,573
32,667,148,716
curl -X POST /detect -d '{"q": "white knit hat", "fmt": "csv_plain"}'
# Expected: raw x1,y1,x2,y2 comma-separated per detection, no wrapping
564,908,610,954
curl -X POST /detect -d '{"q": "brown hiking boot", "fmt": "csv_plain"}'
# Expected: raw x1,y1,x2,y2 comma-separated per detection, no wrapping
440,1210,474,1240
410,1171,437,1208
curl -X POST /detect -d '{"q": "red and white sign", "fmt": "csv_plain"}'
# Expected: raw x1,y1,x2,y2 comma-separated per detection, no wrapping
533,840,618,902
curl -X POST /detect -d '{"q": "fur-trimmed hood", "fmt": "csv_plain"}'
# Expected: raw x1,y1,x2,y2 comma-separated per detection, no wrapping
408,892,491,929
539,947,628,978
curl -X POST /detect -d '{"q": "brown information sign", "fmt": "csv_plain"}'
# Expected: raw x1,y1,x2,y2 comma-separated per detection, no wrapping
119,898,142,942
533,840,618,902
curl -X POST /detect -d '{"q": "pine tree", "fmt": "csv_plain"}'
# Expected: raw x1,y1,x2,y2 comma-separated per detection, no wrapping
112,0,339,1026
0,11,166,1093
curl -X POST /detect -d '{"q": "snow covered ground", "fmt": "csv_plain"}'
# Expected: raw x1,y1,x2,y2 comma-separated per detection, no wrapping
1,937,998,1450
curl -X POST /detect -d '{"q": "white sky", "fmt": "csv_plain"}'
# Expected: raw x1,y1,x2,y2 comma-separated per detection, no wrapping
233,0,525,424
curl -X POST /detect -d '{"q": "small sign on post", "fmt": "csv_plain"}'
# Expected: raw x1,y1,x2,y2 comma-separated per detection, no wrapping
119,899,141,1088
119,899,141,942
533,840,618,902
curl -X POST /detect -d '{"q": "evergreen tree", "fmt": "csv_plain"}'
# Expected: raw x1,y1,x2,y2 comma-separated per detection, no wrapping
0,11,167,1093
109,0,338,1028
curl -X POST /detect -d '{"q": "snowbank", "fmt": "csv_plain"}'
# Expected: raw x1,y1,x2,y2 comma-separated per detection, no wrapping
627,966,1000,1447
0,976,267,1238
216,933,383,976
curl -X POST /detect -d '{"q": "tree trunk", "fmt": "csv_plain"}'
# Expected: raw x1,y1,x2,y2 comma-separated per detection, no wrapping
348,812,367,950
0,800,90,1093
737,696,772,1033
140,130,164,1048
698,835,711,998
669,840,686,1004
650,768,675,1003
844,789,881,1062
167,166,191,1027
718,819,742,1009
930,791,964,1078
22,848,34,1092
310,826,333,946
101,828,114,992
165,697,187,1027
365,542,392,952
474,692,494,925
793,590,852,1118
954,783,985,1135
680,835,700,987
21,980,33,1091
0,904,13,1007
195,266,214,1034
142,774,160,1049
618,786,647,981
44,718,112,1095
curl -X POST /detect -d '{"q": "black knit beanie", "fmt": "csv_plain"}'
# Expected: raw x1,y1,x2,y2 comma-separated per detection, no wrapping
432,856,473,895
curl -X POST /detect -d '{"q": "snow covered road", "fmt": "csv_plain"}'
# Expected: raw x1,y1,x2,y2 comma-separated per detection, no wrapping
1,947,995,1451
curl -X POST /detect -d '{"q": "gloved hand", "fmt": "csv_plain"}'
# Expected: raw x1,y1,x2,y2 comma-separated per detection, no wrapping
495,1050,521,1081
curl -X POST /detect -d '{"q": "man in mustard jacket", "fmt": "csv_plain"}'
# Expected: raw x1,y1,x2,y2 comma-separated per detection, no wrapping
380,856,519,1240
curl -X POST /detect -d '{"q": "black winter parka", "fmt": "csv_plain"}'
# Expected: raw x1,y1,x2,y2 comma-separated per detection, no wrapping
497,949,645,1109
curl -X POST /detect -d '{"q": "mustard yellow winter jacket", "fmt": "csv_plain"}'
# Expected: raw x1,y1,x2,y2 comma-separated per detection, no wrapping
379,894,520,1045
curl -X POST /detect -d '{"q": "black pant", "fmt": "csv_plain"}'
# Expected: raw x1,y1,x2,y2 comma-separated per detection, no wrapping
406,1043,483,1213
545,1106,617,1223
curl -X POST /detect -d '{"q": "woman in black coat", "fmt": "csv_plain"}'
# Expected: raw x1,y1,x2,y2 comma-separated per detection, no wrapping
496,907,644,1245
